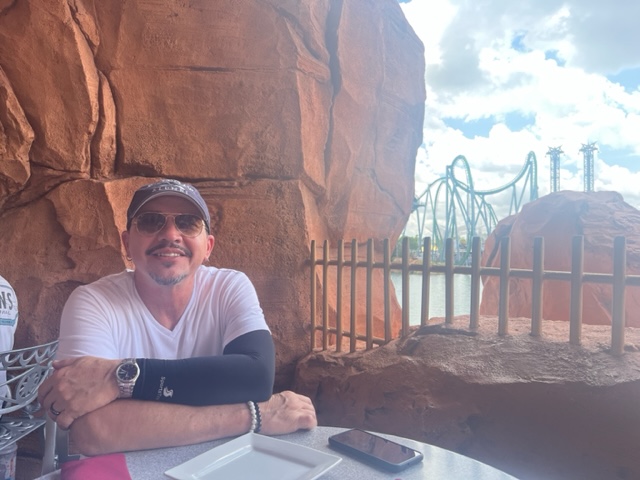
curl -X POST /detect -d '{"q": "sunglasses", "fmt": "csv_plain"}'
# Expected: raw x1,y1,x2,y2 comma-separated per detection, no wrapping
133,212,205,237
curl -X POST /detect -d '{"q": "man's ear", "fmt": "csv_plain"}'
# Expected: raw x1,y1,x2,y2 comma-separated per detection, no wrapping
206,235,215,261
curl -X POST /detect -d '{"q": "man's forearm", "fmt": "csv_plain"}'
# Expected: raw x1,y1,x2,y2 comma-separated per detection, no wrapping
70,399,252,456
133,330,275,405
134,354,273,405
38,331,275,430
69,390,318,456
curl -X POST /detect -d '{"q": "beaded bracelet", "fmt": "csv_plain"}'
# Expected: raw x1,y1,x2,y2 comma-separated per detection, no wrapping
247,401,258,433
254,401,262,434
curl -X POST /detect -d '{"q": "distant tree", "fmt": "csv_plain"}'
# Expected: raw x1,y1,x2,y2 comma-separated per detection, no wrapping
393,235,421,258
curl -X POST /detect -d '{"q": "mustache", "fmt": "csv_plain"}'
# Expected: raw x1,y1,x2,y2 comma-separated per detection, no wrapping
146,241,192,257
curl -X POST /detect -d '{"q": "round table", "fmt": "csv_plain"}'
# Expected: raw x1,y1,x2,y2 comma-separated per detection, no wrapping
121,426,516,479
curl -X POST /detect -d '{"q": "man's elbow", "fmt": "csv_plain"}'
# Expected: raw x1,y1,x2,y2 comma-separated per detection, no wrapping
251,362,275,402
254,380,273,402
69,415,118,456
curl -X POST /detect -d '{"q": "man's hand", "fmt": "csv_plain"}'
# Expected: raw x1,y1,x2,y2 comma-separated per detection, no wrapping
258,391,317,435
37,356,120,429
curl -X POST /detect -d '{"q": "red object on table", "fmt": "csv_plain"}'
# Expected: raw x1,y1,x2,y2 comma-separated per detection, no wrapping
61,453,132,480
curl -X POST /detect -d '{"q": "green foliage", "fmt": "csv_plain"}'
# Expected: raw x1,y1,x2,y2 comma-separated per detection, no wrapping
393,235,422,258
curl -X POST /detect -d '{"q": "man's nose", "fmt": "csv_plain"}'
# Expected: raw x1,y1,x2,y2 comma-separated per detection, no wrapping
158,216,182,239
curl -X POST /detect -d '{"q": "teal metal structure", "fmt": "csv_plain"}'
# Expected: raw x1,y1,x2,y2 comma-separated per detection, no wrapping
546,146,563,193
411,151,539,263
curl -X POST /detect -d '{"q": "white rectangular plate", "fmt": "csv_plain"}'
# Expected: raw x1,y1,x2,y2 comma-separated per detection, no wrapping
165,433,342,480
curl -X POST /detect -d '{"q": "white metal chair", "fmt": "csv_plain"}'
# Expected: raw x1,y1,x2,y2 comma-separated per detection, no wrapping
41,415,80,476
0,340,58,474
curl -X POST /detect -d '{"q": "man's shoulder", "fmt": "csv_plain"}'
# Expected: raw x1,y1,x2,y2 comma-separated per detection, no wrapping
73,270,134,297
195,266,253,292
196,265,247,280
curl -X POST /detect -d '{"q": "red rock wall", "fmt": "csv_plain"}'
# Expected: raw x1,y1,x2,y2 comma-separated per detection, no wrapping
0,0,425,385
480,191,640,327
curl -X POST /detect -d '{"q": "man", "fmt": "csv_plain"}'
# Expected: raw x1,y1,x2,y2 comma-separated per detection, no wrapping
38,179,316,455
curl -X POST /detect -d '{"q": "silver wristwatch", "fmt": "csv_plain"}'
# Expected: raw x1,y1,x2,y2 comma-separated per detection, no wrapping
115,358,140,398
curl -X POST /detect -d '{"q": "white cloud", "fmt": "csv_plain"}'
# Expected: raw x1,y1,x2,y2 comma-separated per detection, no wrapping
400,0,640,232
399,0,457,67
562,0,640,73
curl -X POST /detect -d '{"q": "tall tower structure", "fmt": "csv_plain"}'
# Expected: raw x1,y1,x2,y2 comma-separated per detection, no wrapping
579,142,597,192
546,146,563,193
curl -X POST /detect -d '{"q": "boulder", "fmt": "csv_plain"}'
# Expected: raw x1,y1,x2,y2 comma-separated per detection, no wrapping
480,191,640,327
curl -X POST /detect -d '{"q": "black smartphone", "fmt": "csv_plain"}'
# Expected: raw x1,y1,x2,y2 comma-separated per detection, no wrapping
328,428,424,472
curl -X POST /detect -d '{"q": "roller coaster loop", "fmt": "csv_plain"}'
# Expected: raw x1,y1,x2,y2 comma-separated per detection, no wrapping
409,151,539,263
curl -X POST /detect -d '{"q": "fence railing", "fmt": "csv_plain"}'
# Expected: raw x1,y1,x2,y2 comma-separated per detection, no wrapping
309,236,639,356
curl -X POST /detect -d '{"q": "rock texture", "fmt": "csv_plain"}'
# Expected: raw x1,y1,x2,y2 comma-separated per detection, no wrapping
0,67,33,207
294,317,640,480
480,191,640,327
0,0,425,385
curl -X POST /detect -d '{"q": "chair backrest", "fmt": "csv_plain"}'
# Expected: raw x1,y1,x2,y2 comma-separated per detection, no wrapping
0,340,58,453
0,340,58,416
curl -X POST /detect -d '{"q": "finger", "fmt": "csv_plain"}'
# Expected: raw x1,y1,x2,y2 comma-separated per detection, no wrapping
49,403,63,418
300,413,317,430
38,379,55,408
52,358,77,369
55,412,74,430
48,406,63,420
37,380,54,405
294,405,317,429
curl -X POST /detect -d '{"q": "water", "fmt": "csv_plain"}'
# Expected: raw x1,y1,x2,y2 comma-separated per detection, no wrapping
390,271,479,325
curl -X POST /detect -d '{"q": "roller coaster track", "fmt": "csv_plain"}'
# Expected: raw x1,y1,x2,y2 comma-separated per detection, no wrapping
410,151,539,263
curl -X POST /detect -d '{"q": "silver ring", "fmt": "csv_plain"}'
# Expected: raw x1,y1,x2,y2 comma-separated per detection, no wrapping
50,405,62,416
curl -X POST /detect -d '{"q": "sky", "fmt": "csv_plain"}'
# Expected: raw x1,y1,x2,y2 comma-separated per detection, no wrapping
399,0,640,236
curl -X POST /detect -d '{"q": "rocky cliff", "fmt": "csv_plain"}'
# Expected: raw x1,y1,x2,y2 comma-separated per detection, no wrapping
0,0,425,385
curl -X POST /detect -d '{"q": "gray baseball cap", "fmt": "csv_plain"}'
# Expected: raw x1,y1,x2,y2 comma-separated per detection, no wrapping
126,179,211,233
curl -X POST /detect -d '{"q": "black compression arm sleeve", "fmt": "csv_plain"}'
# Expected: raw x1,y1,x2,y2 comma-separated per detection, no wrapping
131,329,275,406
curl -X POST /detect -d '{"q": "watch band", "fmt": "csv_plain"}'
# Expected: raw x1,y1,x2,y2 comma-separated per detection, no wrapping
119,379,136,398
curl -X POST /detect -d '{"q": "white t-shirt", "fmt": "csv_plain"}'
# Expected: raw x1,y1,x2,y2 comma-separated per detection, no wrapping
0,275,18,401
57,266,269,360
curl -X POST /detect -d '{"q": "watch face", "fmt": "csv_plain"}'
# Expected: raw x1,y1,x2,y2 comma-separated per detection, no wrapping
117,362,139,381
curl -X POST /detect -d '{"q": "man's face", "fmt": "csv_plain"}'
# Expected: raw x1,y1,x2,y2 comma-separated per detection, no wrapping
122,196,214,288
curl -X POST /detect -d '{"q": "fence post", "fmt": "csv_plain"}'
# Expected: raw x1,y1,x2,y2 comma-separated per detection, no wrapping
350,239,358,353
322,240,329,351
383,239,392,342
310,240,316,351
569,235,583,345
445,238,454,325
498,236,510,336
531,236,544,337
611,236,626,355
336,240,344,352
366,239,374,350
469,236,481,331
420,237,431,327
401,237,410,336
